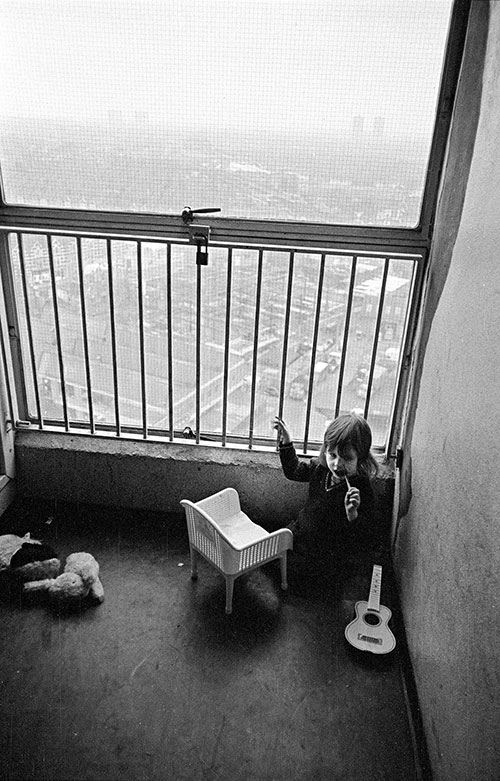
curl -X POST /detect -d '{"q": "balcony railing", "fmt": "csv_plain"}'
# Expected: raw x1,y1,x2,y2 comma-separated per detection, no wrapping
0,228,423,455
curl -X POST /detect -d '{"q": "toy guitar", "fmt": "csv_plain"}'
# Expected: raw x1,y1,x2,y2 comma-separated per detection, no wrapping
345,564,396,654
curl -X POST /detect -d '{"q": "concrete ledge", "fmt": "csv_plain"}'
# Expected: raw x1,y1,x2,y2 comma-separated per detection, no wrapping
14,430,305,525
14,430,394,527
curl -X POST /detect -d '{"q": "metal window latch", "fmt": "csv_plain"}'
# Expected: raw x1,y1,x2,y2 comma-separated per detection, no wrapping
396,447,404,470
181,206,221,266
181,206,221,224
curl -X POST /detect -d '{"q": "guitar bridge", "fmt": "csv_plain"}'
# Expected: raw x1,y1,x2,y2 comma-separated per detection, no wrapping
357,634,382,645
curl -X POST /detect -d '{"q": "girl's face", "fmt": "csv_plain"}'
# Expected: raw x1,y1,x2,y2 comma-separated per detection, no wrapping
325,445,358,478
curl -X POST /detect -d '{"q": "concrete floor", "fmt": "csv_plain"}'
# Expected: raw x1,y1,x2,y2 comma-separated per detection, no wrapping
0,500,421,781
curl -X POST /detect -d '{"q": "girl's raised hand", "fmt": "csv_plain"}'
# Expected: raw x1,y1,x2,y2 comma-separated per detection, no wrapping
273,416,292,446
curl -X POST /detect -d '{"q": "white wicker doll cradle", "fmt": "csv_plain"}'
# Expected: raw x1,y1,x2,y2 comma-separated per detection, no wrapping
180,487,293,614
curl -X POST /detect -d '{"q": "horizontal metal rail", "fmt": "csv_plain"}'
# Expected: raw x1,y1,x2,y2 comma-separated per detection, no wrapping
0,205,431,254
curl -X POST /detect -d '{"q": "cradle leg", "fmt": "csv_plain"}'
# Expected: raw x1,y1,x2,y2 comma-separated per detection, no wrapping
225,575,235,614
280,553,288,590
190,546,198,579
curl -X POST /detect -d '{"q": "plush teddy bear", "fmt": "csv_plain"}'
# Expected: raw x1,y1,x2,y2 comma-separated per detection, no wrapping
23,552,104,606
0,532,60,583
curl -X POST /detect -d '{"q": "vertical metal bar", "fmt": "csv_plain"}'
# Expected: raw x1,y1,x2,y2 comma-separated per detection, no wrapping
16,234,43,426
106,239,121,436
137,241,148,438
0,233,28,425
385,256,422,456
0,236,16,433
303,254,325,453
75,237,95,433
221,247,232,447
166,242,174,441
248,249,264,450
47,235,69,431
0,298,15,434
0,233,18,477
277,250,294,429
335,256,358,417
363,258,390,418
195,262,202,444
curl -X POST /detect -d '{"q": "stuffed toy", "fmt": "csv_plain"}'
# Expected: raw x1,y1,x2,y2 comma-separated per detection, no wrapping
23,552,104,606
0,532,60,582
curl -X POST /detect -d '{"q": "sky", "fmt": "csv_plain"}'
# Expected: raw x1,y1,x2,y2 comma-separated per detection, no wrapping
0,0,453,135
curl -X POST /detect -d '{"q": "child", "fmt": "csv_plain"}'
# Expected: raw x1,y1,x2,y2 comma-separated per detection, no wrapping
273,412,379,578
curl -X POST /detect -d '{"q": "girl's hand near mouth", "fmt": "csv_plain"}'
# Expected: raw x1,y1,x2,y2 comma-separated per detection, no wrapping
345,486,361,522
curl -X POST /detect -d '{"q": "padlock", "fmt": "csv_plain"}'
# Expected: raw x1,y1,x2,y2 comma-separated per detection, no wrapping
195,235,209,266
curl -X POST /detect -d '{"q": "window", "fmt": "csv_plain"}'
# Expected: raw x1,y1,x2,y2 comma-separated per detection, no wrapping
0,1,468,454
1,0,452,227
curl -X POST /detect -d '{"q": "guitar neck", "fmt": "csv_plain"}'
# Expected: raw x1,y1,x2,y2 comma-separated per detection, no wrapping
367,564,382,612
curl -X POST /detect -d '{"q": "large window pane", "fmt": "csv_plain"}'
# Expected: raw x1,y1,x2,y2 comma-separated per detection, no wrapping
0,0,452,226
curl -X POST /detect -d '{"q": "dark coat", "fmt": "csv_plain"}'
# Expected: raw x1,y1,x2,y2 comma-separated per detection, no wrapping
279,442,377,563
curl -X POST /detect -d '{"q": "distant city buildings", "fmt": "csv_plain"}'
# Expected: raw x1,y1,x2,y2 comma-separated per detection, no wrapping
1,114,427,226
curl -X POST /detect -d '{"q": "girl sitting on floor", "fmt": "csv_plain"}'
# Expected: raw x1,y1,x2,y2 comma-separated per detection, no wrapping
273,412,379,579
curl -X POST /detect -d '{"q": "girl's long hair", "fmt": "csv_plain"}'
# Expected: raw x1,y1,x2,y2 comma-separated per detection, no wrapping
318,412,378,478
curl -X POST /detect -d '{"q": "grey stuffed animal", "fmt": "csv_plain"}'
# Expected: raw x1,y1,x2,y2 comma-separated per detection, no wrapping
23,552,104,605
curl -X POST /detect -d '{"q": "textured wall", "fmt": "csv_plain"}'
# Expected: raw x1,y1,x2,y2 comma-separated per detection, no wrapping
394,4,500,779
13,432,303,526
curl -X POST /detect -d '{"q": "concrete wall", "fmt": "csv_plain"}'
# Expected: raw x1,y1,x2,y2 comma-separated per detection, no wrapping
13,432,303,527
394,4,500,779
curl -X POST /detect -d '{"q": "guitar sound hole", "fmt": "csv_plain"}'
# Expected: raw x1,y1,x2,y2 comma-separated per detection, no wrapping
364,612,381,627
